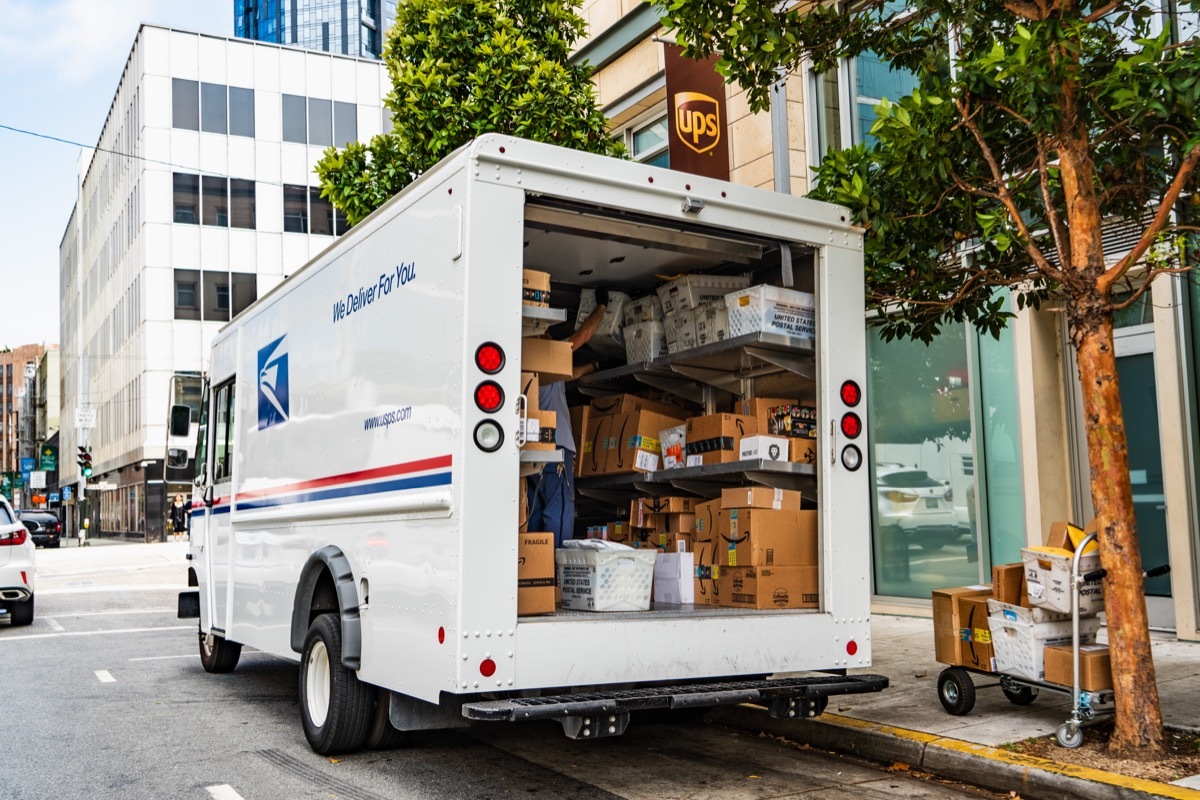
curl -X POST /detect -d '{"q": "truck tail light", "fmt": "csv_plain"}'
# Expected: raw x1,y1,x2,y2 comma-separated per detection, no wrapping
474,420,504,452
840,380,862,407
841,444,862,471
475,342,505,374
840,412,862,439
474,381,504,413
0,529,28,546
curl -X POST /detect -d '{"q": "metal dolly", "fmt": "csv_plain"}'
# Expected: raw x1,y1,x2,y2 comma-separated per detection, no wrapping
936,532,1169,748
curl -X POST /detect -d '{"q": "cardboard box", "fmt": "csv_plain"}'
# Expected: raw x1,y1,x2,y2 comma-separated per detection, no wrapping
721,487,802,511
521,410,557,451
693,499,729,544
579,414,614,476
660,423,687,469
725,508,817,567
739,397,817,439
1023,546,1103,614
692,537,722,606
639,497,697,515
740,435,789,462
518,477,529,533
1044,644,1113,691
589,393,683,419
608,410,685,474
605,521,634,545
987,598,1071,625
789,439,817,465
653,552,695,604
518,533,555,615
716,566,818,609
521,338,572,383
685,414,758,466
522,269,550,307
1046,521,1082,552
932,585,993,665
958,596,994,670
992,563,1025,607
989,615,1100,681
569,404,590,476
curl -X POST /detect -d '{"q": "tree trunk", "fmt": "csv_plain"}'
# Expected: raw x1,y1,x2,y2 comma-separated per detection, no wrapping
1072,316,1165,758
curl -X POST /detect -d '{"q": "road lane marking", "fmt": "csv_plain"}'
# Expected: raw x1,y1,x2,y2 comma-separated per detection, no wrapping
0,624,193,642
37,583,184,596
95,670,116,683
46,618,65,632
129,654,196,661
46,608,174,619
206,785,245,800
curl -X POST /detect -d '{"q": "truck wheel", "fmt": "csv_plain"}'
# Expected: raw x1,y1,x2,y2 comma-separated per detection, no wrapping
199,631,242,673
300,613,372,755
9,596,34,626
364,692,412,750
937,667,976,716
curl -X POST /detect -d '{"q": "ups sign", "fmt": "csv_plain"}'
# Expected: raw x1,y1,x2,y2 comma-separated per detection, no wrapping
664,45,730,180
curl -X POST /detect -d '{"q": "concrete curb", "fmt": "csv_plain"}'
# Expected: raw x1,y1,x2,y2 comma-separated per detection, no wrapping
708,705,1200,800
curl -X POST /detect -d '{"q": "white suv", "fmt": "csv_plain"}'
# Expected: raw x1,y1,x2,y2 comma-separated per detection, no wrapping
0,495,35,626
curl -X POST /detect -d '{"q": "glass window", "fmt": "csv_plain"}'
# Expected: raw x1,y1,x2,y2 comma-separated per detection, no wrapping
631,116,669,168
310,188,334,235
283,184,309,233
229,87,255,137
812,66,843,155
230,179,256,229
202,176,229,227
194,383,209,481
231,273,258,316
201,83,228,134
172,78,199,130
308,98,333,146
335,207,349,236
282,94,307,143
868,323,979,598
855,50,919,145
176,281,197,308
215,284,230,311
212,381,235,483
173,173,199,224
334,101,357,147
978,291,1026,566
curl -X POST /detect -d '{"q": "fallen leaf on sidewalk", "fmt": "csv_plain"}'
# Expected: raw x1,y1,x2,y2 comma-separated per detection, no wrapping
914,670,927,678
747,775,760,780
328,758,340,764
887,762,910,772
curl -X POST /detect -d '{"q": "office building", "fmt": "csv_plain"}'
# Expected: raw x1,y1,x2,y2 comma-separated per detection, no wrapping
234,0,397,59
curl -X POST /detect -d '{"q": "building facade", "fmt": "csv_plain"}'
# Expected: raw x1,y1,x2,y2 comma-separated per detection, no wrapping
0,344,46,484
59,25,388,541
234,0,397,59
578,1,1200,640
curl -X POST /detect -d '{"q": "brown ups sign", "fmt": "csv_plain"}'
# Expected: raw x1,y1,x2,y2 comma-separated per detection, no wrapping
664,44,730,180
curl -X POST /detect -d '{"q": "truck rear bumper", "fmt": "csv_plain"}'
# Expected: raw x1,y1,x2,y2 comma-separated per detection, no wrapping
461,673,888,726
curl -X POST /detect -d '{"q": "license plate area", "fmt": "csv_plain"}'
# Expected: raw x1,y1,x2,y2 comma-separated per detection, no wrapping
925,498,940,509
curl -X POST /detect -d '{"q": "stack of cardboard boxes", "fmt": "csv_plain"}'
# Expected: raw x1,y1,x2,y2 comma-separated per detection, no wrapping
933,520,1112,689
575,394,685,477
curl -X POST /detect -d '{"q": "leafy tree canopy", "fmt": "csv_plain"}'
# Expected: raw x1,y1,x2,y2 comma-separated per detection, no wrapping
317,0,623,225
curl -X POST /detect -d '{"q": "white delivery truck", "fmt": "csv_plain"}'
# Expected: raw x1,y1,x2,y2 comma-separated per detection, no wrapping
178,135,884,754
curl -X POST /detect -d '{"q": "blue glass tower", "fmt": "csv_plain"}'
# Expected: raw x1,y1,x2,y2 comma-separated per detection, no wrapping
234,0,396,59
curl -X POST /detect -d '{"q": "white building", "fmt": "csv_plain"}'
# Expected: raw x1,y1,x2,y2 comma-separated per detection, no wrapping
59,25,389,540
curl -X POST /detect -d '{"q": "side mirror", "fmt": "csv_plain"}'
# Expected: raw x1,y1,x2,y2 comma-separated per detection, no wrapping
167,448,189,469
169,405,192,438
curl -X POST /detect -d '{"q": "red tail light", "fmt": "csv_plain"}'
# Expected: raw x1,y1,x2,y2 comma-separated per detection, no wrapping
474,381,504,413
475,342,505,374
0,529,28,546
840,380,862,407
840,412,862,439
55,523,62,534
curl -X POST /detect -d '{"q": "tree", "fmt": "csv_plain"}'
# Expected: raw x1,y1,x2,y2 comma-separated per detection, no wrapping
659,0,1200,757
316,0,623,226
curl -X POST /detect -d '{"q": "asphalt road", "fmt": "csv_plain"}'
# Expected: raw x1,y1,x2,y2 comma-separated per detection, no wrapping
0,541,1000,800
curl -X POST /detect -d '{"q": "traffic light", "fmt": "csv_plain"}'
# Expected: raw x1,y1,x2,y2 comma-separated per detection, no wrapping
77,446,93,479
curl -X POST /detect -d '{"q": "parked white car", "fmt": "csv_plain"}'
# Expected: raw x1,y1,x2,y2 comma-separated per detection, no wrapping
874,464,961,552
0,495,35,626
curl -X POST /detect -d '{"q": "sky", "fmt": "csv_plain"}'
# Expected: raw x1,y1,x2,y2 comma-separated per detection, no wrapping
0,0,232,351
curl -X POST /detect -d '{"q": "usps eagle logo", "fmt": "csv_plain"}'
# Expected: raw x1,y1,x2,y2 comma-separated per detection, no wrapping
257,335,290,430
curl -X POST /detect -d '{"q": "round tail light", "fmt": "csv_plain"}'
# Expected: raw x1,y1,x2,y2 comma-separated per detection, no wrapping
840,412,862,439
474,381,504,413
473,420,504,452
475,342,505,374
840,380,862,407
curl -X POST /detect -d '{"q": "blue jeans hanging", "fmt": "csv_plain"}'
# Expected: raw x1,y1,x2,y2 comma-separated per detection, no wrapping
528,447,575,550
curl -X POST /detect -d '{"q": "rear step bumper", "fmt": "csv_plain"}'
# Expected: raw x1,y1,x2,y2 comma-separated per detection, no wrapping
461,674,888,727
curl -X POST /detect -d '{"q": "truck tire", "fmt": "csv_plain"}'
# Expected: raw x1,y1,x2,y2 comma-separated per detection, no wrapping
364,692,412,750
199,631,242,673
9,596,34,627
300,613,372,755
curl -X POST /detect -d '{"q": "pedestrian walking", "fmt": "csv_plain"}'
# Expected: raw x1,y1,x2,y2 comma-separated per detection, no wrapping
170,494,189,541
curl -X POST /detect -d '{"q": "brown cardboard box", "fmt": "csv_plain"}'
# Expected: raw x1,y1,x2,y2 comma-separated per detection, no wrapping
1046,521,1082,552
521,410,557,451
739,397,817,438
520,372,540,413
958,596,994,670
1044,644,1113,690
518,477,529,533
521,338,572,383
685,414,759,466
693,556,720,606
716,566,819,609
724,508,818,567
608,410,685,474
522,269,551,307
605,521,634,545
639,497,697,515
569,404,590,476
518,533,555,615
692,499,729,545
789,439,818,465
579,414,614,476
589,393,684,419
637,512,695,533
992,563,1025,606
721,486,802,511
932,585,994,665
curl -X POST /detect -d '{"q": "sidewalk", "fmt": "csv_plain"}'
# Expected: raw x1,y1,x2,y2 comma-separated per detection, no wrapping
713,614,1200,800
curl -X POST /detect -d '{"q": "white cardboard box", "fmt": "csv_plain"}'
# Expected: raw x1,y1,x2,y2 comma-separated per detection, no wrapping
653,551,695,605
739,435,789,462
1022,548,1104,614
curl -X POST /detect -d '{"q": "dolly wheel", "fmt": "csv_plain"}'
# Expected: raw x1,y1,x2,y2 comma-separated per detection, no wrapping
1056,723,1084,749
937,667,976,716
1001,683,1038,706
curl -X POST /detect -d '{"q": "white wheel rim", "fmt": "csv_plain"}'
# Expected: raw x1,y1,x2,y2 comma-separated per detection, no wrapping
306,640,331,727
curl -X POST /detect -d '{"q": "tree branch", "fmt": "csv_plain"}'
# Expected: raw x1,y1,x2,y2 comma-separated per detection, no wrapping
1036,134,1072,271
1083,1,1125,23
1004,0,1050,20
1102,145,1200,292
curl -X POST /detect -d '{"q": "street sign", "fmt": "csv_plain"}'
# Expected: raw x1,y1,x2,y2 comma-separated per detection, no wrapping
20,457,34,482
90,481,116,491
62,486,73,501
76,407,97,429
29,471,46,489
49,492,60,503
39,445,56,471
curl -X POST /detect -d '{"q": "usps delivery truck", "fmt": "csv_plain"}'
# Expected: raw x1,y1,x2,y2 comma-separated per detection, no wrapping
178,135,885,754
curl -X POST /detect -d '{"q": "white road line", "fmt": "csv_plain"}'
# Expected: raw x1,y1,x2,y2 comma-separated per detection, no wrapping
206,784,246,800
45,618,65,632
128,654,195,661
46,608,174,619
95,670,116,683
37,584,183,596
0,624,193,643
